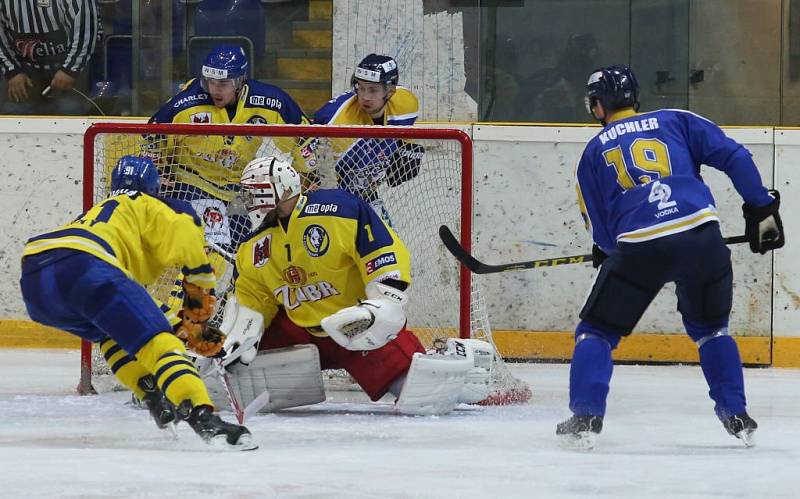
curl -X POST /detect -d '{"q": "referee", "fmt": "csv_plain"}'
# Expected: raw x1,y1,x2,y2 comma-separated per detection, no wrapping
0,0,100,115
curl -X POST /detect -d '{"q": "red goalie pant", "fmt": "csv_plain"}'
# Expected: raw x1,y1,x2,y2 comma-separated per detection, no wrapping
257,309,425,401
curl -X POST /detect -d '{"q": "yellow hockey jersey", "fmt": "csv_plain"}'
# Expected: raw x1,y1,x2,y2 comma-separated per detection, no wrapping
313,86,419,153
146,78,316,201
23,191,216,294
233,189,411,334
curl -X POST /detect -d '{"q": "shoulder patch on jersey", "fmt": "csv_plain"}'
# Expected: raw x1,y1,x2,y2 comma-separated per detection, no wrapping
189,112,211,124
252,233,271,268
156,197,202,226
302,224,330,257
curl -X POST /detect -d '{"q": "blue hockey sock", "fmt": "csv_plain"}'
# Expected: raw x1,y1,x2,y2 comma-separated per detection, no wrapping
568,324,616,417
698,334,747,419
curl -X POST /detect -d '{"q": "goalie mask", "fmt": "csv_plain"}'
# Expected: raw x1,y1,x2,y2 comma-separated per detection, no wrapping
240,157,302,228
110,155,160,196
200,44,249,93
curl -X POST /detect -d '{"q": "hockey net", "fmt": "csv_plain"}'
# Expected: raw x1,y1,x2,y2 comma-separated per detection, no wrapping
80,122,531,405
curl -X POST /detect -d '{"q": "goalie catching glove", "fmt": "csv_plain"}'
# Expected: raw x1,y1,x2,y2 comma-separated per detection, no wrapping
321,281,408,351
182,281,216,323
176,320,226,357
742,189,785,254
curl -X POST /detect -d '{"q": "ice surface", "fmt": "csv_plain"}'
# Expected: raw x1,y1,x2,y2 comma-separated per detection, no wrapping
0,349,797,498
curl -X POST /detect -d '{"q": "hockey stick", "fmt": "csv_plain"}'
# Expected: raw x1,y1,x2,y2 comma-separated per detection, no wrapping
214,358,245,424
439,225,748,275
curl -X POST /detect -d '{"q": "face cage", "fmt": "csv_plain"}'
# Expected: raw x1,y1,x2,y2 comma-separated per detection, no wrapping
241,182,277,226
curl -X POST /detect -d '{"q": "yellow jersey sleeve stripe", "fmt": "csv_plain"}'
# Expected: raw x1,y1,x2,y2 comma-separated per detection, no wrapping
23,238,123,271
27,227,116,256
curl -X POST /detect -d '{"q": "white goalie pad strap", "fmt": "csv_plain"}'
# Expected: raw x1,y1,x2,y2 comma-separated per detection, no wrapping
442,338,493,404
202,345,326,413
321,298,406,351
219,296,265,367
394,352,472,416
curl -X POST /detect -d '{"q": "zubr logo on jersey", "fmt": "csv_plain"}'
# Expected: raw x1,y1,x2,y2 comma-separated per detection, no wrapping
273,281,340,310
365,252,397,274
253,234,271,268
303,225,330,257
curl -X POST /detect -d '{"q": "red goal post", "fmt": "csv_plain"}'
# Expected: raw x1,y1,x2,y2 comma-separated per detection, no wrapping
80,122,530,404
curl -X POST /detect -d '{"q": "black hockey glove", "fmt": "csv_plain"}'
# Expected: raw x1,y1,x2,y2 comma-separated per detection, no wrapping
742,189,785,254
386,141,425,187
591,244,608,269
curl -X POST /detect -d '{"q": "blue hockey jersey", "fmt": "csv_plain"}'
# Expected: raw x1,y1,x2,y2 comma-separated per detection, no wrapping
575,108,774,252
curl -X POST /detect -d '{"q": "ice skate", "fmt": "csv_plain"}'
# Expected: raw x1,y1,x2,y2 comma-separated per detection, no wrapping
723,412,758,447
557,415,603,450
137,375,177,432
178,401,258,451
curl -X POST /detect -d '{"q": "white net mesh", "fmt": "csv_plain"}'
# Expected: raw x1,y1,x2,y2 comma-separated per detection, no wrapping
80,123,530,404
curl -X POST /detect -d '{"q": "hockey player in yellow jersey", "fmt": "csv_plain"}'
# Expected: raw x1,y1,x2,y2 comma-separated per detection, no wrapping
19,155,255,449
200,158,495,416
314,54,424,226
147,44,317,250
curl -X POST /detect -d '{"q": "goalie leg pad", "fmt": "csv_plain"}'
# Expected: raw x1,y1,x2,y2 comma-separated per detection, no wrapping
394,352,472,416
338,328,425,401
441,338,494,404
202,344,326,412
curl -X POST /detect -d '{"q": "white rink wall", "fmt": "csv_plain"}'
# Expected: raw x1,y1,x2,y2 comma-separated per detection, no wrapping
0,119,795,340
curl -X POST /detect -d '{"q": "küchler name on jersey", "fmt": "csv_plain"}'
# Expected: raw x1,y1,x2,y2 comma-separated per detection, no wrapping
599,117,660,145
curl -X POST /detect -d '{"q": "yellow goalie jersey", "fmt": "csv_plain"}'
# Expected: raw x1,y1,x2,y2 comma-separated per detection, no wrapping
233,189,411,334
144,78,316,201
23,191,216,293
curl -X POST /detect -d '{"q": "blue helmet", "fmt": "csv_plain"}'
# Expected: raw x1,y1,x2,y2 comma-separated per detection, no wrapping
111,155,160,196
351,53,399,87
585,65,639,119
201,44,249,91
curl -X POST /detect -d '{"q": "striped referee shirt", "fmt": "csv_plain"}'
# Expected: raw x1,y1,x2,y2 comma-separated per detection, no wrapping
0,0,100,78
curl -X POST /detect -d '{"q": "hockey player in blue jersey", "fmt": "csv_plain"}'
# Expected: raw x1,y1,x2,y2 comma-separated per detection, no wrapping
314,54,424,226
558,65,784,449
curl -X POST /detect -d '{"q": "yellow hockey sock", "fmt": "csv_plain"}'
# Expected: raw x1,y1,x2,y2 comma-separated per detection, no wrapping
99,338,150,399
135,332,213,409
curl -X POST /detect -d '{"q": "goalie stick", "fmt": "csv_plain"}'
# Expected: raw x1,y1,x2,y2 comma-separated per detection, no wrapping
439,225,748,275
